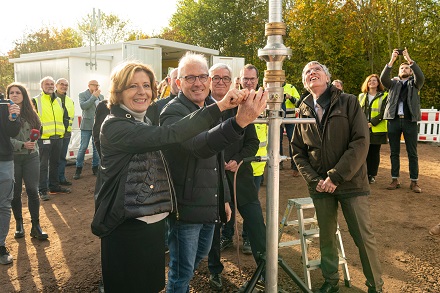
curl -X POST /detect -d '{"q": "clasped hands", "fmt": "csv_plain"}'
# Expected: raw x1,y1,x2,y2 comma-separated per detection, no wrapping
316,177,337,194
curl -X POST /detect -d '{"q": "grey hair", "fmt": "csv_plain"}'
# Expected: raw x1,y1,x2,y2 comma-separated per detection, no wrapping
301,61,331,91
178,52,209,78
208,63,232,77
40,76,55,86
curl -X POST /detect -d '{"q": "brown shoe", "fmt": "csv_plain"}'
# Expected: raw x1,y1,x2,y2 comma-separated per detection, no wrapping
410,181,422,193
429,224,440,236
387,179,400,190
292,170,300,177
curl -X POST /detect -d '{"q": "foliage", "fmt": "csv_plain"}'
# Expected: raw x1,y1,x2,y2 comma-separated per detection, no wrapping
161,0,439,109
0,56,14,94
9,27,83,59
77,11,132,45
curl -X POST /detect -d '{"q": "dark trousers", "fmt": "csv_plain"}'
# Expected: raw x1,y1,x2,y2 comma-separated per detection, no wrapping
312,195,383,290
101,218,165,293
208,200,266,273
366,144,382,177
280,124,297,170
38,138,62,192
387,118,419,180
12,153,40,221
58,136,71,181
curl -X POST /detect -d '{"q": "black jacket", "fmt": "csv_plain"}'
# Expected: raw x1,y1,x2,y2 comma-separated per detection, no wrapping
91,103,223,237
160,92,244,224
223,107,260,207
0,99,21,161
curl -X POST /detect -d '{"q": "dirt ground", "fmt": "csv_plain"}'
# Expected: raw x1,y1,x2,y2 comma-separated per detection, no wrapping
1,138,439,293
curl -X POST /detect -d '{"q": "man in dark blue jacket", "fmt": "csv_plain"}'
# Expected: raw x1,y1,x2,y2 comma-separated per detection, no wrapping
380,48,425,193
160,52,266,293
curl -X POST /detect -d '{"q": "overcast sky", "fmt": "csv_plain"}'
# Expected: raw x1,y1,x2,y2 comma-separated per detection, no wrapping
1,0,177,54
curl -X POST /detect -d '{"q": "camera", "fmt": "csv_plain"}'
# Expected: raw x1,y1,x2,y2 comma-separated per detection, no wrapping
397,49,404,55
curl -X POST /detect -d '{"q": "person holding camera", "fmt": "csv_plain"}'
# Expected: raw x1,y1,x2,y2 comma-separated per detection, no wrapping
380,48,425,193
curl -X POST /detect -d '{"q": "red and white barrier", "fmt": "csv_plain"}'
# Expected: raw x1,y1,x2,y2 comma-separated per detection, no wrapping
418,108,440,142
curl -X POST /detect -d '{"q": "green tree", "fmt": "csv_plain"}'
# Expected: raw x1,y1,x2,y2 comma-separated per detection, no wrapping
77,11,132,45
9,27,83,58
161,0,268,80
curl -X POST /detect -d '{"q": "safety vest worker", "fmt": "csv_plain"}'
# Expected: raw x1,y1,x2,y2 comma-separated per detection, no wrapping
283,83,300,118
33,93,65,139
358,91,388,134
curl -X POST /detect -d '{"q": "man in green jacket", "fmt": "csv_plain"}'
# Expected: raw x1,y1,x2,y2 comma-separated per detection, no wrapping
292,61,383,293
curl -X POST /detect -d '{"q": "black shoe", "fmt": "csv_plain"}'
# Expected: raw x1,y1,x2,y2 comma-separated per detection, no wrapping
39,191,50,201
59,180,72,186
315,282,339,293
30,222,49,240
242,238,252,255
220,237,233,251
92,166,99,175
73,167,82,180
209,273,223,291
368,175,375,184
49,187,71,194
0,246,13,265
14,220,25,238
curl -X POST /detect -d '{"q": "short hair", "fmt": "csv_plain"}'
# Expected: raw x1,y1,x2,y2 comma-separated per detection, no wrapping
302,61,331,91
240,64,259,77
108,61,158,107
361,74,385,93
56,78,68,85
40,76,55,87
332,79,343,87
208,63,232,77
178,52,209,78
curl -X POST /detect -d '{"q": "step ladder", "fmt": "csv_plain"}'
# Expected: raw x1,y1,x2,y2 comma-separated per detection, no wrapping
278,197,351,290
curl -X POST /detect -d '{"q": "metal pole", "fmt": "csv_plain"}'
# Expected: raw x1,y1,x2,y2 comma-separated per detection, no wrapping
258,0,291,292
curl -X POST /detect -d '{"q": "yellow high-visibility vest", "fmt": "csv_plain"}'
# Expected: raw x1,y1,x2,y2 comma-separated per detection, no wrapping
252,123,268,176
33,93,65,139
283,84,300,118
358,92,388,133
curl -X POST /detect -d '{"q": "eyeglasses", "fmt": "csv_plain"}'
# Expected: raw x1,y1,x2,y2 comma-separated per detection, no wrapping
180,74,209,84
212,76,232,83
9,91,22,95
305,66,323,76
242,77,257,83
58,83,69,87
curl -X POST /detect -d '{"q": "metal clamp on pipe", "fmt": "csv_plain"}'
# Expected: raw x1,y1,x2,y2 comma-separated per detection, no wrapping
265,22,286,36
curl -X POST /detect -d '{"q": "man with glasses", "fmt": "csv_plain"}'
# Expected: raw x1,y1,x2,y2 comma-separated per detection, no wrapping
55,78,75,186
160,52,267,293
73,80,103,180
207,63,267,291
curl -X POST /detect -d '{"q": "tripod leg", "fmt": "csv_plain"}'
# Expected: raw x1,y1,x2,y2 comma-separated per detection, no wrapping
242,259,265,293
278,257,312,293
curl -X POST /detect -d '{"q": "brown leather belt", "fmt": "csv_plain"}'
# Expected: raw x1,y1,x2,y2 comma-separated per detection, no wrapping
398,115,405,119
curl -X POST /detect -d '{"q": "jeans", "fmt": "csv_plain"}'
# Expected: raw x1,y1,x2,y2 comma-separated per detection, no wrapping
166,218,215,293
0,160,14,246
58,136,71,181
12,153,40,222
38,137,63,192
387,118,419,180
76,130,99,168
280,124,297,170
